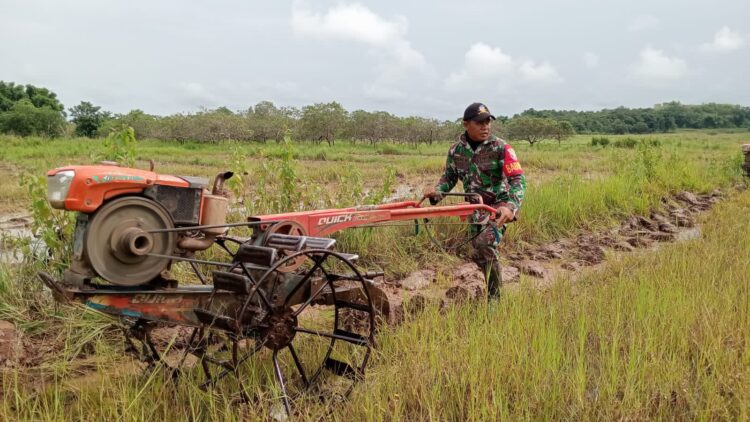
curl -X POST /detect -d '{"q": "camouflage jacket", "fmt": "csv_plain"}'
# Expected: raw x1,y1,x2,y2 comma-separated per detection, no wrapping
435,133,526,212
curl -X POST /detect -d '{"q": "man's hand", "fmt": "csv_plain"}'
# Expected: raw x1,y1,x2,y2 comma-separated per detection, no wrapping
423,186,439,199
495,206,515,225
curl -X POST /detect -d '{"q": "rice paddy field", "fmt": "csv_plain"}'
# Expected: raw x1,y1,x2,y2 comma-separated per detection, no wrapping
0,131,748,420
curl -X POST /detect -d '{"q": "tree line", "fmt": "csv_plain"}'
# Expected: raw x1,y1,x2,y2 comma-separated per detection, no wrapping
517,102,750,134
2,81,749,146
95,102,464,146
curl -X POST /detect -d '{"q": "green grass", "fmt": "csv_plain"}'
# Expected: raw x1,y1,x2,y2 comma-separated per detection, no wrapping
333,188,750,420
0,131,748,420
1,175,747,421
1,131,746,268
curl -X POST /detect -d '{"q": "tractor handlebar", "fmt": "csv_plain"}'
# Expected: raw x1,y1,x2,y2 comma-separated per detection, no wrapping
418,192,484,207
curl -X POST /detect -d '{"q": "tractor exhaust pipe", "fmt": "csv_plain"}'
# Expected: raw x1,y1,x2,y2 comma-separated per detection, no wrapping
212,171,233,195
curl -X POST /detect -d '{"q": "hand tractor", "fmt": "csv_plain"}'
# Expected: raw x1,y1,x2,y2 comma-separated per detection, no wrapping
38,162,498,416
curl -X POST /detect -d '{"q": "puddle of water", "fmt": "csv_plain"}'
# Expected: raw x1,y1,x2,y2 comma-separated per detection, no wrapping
0,213,39,264
0,250,24,264
0,214,32,232
1,226,33,238
386,184,416,202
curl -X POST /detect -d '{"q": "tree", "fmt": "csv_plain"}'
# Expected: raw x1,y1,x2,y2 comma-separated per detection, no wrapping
0,81,26,112
0,81,64,113
505,117,557,147
0,81,66,136
24,85,65,112
70,101,108,137
551,120,575,145
299,102,347,146
117,109,158,139
0,99,66,137
247,101,289,142
396,116,440,145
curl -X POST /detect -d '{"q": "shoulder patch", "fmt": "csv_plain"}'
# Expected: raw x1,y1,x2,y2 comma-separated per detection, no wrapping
502,144,523,176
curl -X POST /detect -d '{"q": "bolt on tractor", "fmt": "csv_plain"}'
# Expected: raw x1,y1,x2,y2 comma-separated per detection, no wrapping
38,162,499,416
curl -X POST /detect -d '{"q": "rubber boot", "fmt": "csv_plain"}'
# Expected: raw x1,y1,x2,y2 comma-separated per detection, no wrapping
486,261,503,301
474,246,503,302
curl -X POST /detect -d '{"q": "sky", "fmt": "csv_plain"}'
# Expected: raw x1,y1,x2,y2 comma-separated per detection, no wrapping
1,0,748,120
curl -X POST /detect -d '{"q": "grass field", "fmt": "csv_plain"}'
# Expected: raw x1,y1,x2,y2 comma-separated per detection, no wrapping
0,131,748,420
338,189,750,420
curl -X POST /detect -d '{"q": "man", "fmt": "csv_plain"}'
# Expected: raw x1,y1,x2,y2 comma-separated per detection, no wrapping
424,102,526,300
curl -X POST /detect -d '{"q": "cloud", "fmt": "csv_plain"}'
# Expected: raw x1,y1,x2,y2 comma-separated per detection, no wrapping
290,2,426,69
700,26,744,52
518,61,562,83
632,46,688,82
628,15,659,32
291,2,404,45
462,43,515,77
290,2,433,100
445,43,561,91
583,52,599,68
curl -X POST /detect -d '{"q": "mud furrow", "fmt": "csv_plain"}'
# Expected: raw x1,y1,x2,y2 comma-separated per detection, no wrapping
374,188,729,324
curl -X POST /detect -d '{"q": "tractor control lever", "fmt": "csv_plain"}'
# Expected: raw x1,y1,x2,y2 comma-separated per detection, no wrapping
419,191,484,207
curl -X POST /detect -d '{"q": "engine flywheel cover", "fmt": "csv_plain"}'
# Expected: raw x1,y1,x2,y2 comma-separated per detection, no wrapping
85,196,175,286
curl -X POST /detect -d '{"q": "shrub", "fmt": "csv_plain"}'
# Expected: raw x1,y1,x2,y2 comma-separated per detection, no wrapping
97,126,138,166
613,137,639,149
377,144,401,155
0,99,66,137
612,137,661,149
641,138,661,147
591,136,610,147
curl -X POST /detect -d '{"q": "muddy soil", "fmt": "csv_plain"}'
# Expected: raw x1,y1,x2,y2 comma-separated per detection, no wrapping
0,213,34,264
0,189,729,371
376,189,726,322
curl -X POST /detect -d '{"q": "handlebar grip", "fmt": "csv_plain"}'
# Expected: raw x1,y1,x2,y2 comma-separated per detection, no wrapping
363,271,385,279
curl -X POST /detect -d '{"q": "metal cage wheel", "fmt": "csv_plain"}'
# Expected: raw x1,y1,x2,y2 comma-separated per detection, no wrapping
238,249,377,417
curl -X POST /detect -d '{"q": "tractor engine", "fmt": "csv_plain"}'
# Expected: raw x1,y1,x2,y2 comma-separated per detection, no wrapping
46,163,233,286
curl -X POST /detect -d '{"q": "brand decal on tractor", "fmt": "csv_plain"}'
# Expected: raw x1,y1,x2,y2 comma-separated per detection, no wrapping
317,214,353,226
91,174,145,183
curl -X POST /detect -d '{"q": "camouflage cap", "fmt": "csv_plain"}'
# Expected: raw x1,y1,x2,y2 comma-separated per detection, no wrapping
463,102,496,122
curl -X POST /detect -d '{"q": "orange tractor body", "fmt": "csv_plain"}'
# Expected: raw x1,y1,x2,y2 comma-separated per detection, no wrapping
41,162,499,416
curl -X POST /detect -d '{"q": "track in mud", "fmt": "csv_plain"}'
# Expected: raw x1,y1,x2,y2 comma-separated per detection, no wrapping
374,189,727,324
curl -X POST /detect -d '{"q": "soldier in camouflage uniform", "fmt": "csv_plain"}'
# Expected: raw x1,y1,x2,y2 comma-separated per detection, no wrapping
425,102,526,300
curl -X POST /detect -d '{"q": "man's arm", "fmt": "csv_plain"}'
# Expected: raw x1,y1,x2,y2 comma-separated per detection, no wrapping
505,173,526,214
498,143,526,221
436,148,459,194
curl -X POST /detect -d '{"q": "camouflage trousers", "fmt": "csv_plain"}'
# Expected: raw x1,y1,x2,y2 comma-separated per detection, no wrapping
469,211,506,299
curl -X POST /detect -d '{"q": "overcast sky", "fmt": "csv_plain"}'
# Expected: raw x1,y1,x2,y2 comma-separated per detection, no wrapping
1,0,748,119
